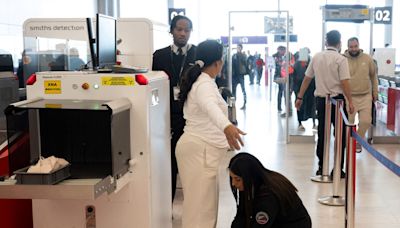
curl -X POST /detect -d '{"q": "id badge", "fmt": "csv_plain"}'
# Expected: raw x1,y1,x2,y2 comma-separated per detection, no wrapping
173,86,180,101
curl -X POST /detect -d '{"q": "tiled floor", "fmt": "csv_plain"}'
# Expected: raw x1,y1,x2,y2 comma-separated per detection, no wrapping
173,77,400,228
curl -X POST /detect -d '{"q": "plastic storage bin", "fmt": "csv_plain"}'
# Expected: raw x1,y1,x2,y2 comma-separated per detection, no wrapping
14,164,71,185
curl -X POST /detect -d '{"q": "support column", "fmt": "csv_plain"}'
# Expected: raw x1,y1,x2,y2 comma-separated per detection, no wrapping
384,0,393,46
97,0,119,17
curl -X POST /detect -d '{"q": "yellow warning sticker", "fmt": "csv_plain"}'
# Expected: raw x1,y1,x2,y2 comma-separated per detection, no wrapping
361,9,369,15
44,80,61,94
101,76,135,86
45,103,62,109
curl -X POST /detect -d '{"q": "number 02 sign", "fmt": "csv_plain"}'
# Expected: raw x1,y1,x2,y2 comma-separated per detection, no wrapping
374,7,392,24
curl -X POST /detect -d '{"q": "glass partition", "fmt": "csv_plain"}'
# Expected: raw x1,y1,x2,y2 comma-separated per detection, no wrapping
21,37,88,87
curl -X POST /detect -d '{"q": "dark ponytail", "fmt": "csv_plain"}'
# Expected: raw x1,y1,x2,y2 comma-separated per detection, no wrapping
179,64,202,102
179,39,223,103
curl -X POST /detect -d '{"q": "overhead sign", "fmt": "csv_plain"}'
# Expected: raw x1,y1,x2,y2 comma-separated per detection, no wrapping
374,7,392,24
264,16,293,34
220,36,268,45
323,5,370,23
274,34,297,42
168,8,186,25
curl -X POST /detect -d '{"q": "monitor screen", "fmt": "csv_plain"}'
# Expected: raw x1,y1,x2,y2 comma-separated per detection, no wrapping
96,14,116,70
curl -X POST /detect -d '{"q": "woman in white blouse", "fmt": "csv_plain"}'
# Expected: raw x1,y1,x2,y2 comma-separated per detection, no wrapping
176,39,245,228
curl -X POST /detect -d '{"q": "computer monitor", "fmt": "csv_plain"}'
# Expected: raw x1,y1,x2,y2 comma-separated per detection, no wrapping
96,14,117,70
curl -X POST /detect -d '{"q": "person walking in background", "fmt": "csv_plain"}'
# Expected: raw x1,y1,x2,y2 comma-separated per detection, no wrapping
295,30,354,177
232,43,248,110
344,37,378,153
152,15,197,203
280,51,295,117
229,152,312,228
293,48,316,131
273,46,286,112
176,39,245,228
247,51,256,85
255,53,265,85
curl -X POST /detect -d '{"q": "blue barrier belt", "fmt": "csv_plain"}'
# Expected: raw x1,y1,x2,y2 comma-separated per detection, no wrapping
352,131,400,177
330,97,337,105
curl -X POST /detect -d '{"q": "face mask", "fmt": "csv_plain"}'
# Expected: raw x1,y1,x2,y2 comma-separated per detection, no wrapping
349,51,360,57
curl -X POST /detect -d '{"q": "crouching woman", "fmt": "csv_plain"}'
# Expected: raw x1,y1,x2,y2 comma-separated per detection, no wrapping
229,152,312,228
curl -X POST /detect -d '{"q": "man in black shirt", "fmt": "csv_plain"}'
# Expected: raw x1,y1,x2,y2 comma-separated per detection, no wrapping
152,15,196,202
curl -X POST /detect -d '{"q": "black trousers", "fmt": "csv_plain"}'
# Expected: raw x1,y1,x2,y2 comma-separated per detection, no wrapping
232,74,246,101
316,95,347,170
249,69,255,84
171,128,183,202
256,67,263,84
277,83,285,110
277,82,293,112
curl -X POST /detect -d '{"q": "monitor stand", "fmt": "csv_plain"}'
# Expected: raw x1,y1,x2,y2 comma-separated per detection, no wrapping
97,68,113,73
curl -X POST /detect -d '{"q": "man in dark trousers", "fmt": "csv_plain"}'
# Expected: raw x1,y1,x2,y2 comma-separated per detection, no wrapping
295,30,354,177
232,44,248,109
152,15,196,202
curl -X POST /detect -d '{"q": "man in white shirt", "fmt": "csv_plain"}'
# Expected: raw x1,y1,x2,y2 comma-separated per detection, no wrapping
295,30,354,177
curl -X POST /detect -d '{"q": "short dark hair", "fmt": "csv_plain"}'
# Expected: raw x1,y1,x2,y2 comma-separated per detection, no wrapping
326,30,341,46
278,46,286,51
347,37,359,46
170,15,193,33
237,44,243,48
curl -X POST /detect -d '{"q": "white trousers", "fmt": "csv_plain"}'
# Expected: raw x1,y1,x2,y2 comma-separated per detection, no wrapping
175,133,226,228
348,93,372,138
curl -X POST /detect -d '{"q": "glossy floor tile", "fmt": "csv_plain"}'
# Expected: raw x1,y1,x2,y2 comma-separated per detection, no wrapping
173,78,400,228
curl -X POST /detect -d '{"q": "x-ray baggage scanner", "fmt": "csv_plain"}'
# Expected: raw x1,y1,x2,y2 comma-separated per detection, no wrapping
0,70,172,228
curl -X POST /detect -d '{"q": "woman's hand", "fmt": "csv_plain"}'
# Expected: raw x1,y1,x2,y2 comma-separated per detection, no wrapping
224,124,246,150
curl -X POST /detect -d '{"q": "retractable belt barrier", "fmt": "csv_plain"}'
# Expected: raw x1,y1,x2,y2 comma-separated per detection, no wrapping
322,97,400,228
352,132,400,177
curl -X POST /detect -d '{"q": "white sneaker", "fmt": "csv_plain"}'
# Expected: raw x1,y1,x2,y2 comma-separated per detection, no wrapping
312,125,318,130
298,125,305,131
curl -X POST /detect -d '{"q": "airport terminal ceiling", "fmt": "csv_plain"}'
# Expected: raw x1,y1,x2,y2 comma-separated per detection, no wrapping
0,0,398,68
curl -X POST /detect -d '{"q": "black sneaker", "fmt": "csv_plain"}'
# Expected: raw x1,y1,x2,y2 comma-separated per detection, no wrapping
330,170,346,179
316,167,322,175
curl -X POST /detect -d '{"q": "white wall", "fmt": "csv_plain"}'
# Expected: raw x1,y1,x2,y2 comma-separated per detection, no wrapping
119,0,168,25
0,0,96,66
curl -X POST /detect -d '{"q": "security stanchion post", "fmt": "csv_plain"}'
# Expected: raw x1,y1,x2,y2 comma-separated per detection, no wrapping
311,94,333,183
345,125,356,228
319,99,345,206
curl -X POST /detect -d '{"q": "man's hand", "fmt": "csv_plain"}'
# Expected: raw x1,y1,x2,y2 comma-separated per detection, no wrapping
348,102,355,114
295,99,302,110
372,94,378,103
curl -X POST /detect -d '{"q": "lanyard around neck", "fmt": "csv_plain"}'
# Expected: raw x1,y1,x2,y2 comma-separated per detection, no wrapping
170,47,188,86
